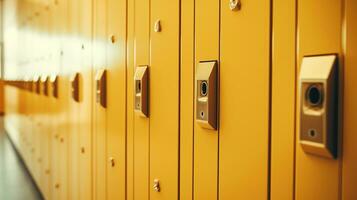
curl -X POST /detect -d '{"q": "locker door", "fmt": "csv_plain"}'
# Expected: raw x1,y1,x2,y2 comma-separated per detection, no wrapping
219,1,271,199
57,0,70,198
67,0,81,198
133,0,150,198
50,2,62,200
106,0,127,198
270,0,296,199
180,0,194,198
194,0,219,199
78,0,93,199
93,0,108,198
57,76,70,200
149,0,180,199
296,0,342,199
126,0,135,198
342,0,357,199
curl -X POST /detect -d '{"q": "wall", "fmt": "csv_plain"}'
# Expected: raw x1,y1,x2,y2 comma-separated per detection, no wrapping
2,0,357,200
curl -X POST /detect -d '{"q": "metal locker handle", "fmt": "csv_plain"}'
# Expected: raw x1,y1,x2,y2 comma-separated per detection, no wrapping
299,54,339,159
95,69,107,108
196,61,218,130
71,72,81,102
134,66,149,117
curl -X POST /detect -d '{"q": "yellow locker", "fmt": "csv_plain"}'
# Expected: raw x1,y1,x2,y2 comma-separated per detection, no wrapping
78,0,93,199
270,0,296,199
67,0,81,199
93,0,108,198
126,0,135,198
296,0,342,199
342,0,357,199
132,0,150,198
194,0,219,198
56,0,70,199
41,77,52,200
180,0,194,198
219,1,271,199
149,0,180,198
106,0,127,198
50,2,63,200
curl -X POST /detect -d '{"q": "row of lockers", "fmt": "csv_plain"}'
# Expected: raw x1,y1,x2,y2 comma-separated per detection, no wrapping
2,0,357,199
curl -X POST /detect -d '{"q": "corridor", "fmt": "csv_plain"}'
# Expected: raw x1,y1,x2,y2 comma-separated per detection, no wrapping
0,121,42,200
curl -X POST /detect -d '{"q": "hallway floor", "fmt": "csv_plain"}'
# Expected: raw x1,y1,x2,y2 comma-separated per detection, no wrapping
0,125,43,200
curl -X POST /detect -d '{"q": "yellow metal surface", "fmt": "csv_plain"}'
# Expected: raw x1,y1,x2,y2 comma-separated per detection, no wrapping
342,0,357,199
179,0,194,198
194,0,219,198
270,0,296,199
106,0,127,198
219,0,270,199
67,0,81,199
93,0,108,198
78,0,93,199
126,0,135,198
133,0,150,198
149,0,180,198
296,0,342,199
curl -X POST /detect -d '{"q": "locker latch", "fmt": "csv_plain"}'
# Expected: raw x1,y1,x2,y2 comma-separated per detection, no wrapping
50,75,59,98
95,69,107,108
299,54,339,159
134,66,149,117
71,72,82,102
41,75,49,96
196,61,218,130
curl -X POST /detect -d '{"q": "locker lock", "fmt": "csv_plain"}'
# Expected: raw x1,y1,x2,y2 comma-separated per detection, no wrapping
134,66,149,117
41,75,50,96
71,72,82,102
95,69,107,108
35,76,41,94
50,75,59,98
196,61,218,130
299,54,339,159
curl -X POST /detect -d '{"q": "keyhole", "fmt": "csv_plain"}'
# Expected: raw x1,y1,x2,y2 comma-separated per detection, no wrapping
200,111,205,119
200,81,208,97
308,129,317,137
306,85,323,106
137,82,141,92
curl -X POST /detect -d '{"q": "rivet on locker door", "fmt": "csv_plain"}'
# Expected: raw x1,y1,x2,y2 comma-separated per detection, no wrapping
153,179,160,192
109,157,115,167
154,20,162,32
229,0,241,11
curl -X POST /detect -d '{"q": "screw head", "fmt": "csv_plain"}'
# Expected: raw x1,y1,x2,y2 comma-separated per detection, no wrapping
110,35,116,43
81,147,85,154
229,0,241,10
